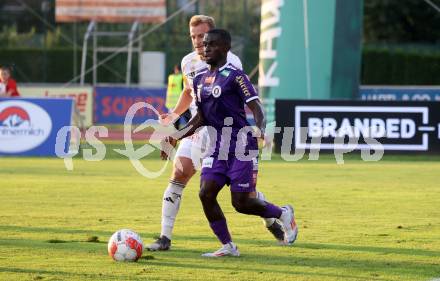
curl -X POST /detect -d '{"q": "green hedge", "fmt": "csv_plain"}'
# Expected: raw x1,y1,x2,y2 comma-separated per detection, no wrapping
0,48,190,84
1,47,439,85
0,48,137,84
361,46,440,85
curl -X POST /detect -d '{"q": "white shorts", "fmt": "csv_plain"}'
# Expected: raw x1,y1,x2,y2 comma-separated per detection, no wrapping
174,127,213,171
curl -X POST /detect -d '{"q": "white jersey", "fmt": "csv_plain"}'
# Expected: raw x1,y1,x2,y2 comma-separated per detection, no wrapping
181,51,242,117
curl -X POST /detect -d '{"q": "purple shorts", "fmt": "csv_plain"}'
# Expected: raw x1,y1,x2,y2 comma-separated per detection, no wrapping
200,156,258,193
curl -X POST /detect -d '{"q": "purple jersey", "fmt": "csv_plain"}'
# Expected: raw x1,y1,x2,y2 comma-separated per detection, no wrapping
193,62,259,157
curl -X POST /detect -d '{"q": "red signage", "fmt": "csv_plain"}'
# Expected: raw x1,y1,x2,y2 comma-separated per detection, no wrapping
56,0,166,23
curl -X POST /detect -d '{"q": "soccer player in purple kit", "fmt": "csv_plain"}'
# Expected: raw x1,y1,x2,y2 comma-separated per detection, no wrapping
148,15,286,251
161,29,298,257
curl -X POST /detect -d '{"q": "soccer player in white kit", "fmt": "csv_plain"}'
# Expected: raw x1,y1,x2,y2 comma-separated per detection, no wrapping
147,15,285,251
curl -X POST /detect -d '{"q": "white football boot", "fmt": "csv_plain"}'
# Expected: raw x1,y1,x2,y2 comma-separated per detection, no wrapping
201,242,240,257
279,205,298,245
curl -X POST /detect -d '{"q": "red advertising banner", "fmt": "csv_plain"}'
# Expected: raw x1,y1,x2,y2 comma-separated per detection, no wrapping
56,0,166,23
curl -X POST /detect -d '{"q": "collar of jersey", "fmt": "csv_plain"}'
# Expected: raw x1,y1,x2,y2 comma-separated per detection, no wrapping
207,62,229,75
219,62,230,72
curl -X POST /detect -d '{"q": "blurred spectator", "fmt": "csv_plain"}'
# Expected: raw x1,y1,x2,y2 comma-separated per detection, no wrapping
166,64,191,129
0,66,20,97
166,64,183,110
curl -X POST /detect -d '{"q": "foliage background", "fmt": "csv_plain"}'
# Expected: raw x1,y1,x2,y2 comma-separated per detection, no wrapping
0,0,439,85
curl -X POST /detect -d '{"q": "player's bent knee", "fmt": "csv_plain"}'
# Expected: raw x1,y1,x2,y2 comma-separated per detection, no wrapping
232,202,244,213
231,195,251,214
199,181,220,203
199,188,213,203
172,168,194,184
232,202,250,214
172,157,196,184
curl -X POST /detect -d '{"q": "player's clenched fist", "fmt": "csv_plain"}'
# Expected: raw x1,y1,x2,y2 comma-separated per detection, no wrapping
159,112,179,127
160,136,178,160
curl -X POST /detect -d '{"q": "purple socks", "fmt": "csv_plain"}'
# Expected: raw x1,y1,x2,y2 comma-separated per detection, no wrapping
262,202,283,219
209,219,232,244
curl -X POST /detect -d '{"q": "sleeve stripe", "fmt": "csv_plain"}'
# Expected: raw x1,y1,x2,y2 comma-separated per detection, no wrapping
194,70,207,78
245,96,259,103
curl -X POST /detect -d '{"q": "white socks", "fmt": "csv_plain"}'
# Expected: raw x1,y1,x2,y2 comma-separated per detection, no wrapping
160,187,274,239
160,181,185,239
256,191,276,227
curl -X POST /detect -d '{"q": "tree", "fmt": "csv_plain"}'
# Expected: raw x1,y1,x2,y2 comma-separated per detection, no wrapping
364,0,440,44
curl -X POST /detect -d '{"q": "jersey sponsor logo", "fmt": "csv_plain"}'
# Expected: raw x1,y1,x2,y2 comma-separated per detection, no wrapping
238,183,250,188
220,69,231,77
203,86,213,93
235,75,251,97
205,76,215,85
212,86,222,98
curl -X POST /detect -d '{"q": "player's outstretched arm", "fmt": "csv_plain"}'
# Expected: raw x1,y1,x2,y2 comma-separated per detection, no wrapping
159,87,193,126
247,99,266,138
172,107,205,141
160,108,205,160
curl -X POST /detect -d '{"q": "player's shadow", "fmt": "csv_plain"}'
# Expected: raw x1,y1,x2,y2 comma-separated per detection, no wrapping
0,237,107,254
144,258,370,280
0,267,116,279
0,225,156,240
171,234,440,258
147,247,439,279
297,242,440,258
2,225,439,260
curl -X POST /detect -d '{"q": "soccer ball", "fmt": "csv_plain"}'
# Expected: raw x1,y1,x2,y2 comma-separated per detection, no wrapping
108,229,143,262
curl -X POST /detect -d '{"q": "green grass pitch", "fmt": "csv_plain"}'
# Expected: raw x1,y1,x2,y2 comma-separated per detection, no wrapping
1,154,440,281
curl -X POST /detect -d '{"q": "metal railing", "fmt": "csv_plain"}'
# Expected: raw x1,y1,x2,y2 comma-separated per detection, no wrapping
80,21,141,86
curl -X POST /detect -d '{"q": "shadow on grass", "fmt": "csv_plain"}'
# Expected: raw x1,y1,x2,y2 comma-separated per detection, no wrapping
3,236,439,275
0,238,105,254
171,233,440,258
297,242,440,258
1,236,439,280
0,225,125,237
0,267,119,280
144,257,431,280
146,247,440,279
148,260,379,280
2,225,440,259
0,261,382,281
